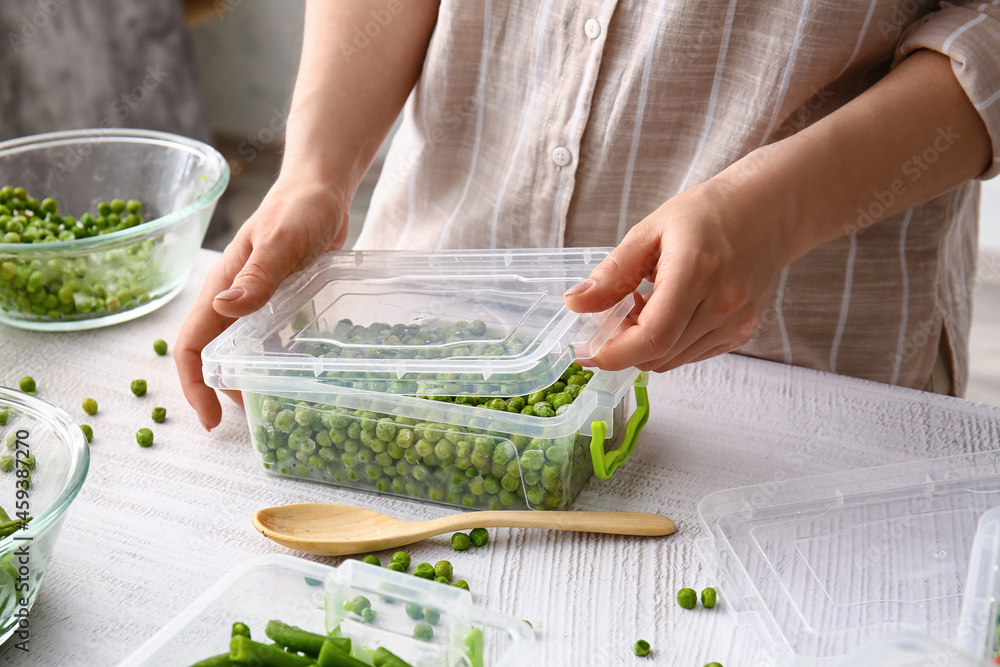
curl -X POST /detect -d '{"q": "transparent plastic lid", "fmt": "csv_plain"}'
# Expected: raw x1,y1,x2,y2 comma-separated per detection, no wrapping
697,450,1000,662
203,248,633,396
957,506,1000,661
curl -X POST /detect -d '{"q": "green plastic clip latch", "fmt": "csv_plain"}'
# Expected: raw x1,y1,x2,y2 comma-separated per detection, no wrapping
590,374,650,479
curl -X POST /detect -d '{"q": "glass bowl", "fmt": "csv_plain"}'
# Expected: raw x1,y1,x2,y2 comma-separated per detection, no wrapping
0,386,89,647
0,129,229,330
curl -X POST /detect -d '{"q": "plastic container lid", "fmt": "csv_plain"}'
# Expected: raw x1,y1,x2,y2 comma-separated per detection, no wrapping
958,506,1000,661
203,248,633,397
697,450,1000,662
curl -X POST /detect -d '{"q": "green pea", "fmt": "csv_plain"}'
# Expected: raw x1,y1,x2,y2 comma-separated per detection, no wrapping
423,608,441,625
413,562,435,579
469,527,489,547
136,428,154,448
704,663,723,667
451,532,471,551
152,407,167,423
413,621,434,641
153,339,168,355
361,607,377,623
405,602,424,620
677,588,697,609
434,576,450,585
387,561,405,573
633,639,651,657
432,560,453,581
18,376,35,393
451,579,470,591
361,554,380,566
131,379,147,396
80,424,93,443
82,397,98,415
701,587,717,608
0,455,12,473
349,595,371,614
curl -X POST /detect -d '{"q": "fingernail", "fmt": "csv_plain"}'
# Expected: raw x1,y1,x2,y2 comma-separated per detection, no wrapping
215,288,244,302
564,280,594,297
200,419,213,433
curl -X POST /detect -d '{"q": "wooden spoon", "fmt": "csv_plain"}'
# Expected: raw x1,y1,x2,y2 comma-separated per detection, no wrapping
253,503,677,556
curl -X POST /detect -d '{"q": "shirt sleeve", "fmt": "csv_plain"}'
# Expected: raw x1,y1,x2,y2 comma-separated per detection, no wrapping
896,2,1000,179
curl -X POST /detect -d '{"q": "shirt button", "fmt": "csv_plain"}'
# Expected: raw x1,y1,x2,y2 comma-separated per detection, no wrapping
551,146,572,166
584,18,601,39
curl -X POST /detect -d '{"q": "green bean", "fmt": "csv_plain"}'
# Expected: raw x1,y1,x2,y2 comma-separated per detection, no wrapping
232,622,251,639
0,505,9,522
82,397,98,415
264,619,327,657
187,653,233,667
372,646,414,667
317,638,367,667
153,339,168,355
677,588,697,609
469,528,489,547
228,635,314,667
633,639,651,656
131,379,147,396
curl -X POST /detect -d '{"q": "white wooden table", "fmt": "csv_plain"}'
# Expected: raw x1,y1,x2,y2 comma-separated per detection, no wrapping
1,248,998,666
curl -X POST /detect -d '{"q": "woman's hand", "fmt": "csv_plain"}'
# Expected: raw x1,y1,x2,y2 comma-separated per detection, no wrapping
175,179,349,430
564,178,793,373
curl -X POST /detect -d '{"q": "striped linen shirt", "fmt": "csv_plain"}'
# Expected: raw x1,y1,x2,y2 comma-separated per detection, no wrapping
355,0,1000,396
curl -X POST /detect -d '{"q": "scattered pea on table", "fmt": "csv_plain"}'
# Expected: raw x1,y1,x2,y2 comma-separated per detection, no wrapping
82,397,98,415
391,551,411,571
361,554,380,566
451,532,471,551
136,428,153,448
677,588,698,609
152,407,166,423
701,587,717,608
469,528,489,547
131,379,147,397
18,376,34,393
80,424,93,443
433,560,453,581
153,339,168,356
413,562,435,579
451,579,470,591
633,639,651,657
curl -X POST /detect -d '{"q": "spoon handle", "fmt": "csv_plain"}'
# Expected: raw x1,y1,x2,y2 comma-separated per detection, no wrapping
423,510,676,537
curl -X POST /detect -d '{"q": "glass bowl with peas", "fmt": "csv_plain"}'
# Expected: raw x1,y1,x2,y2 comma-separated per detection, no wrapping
204,249,650,512
0,386,89,647
0,129,228,330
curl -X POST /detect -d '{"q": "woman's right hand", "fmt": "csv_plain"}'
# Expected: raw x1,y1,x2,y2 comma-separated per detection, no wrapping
176,178,350,430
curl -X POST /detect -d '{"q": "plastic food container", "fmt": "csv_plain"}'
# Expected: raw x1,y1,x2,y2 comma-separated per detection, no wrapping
121,554,534,666
0,129,228,330
958,506,1000,662
0,387,89,647
203,248,649,510
697,450,1000,663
